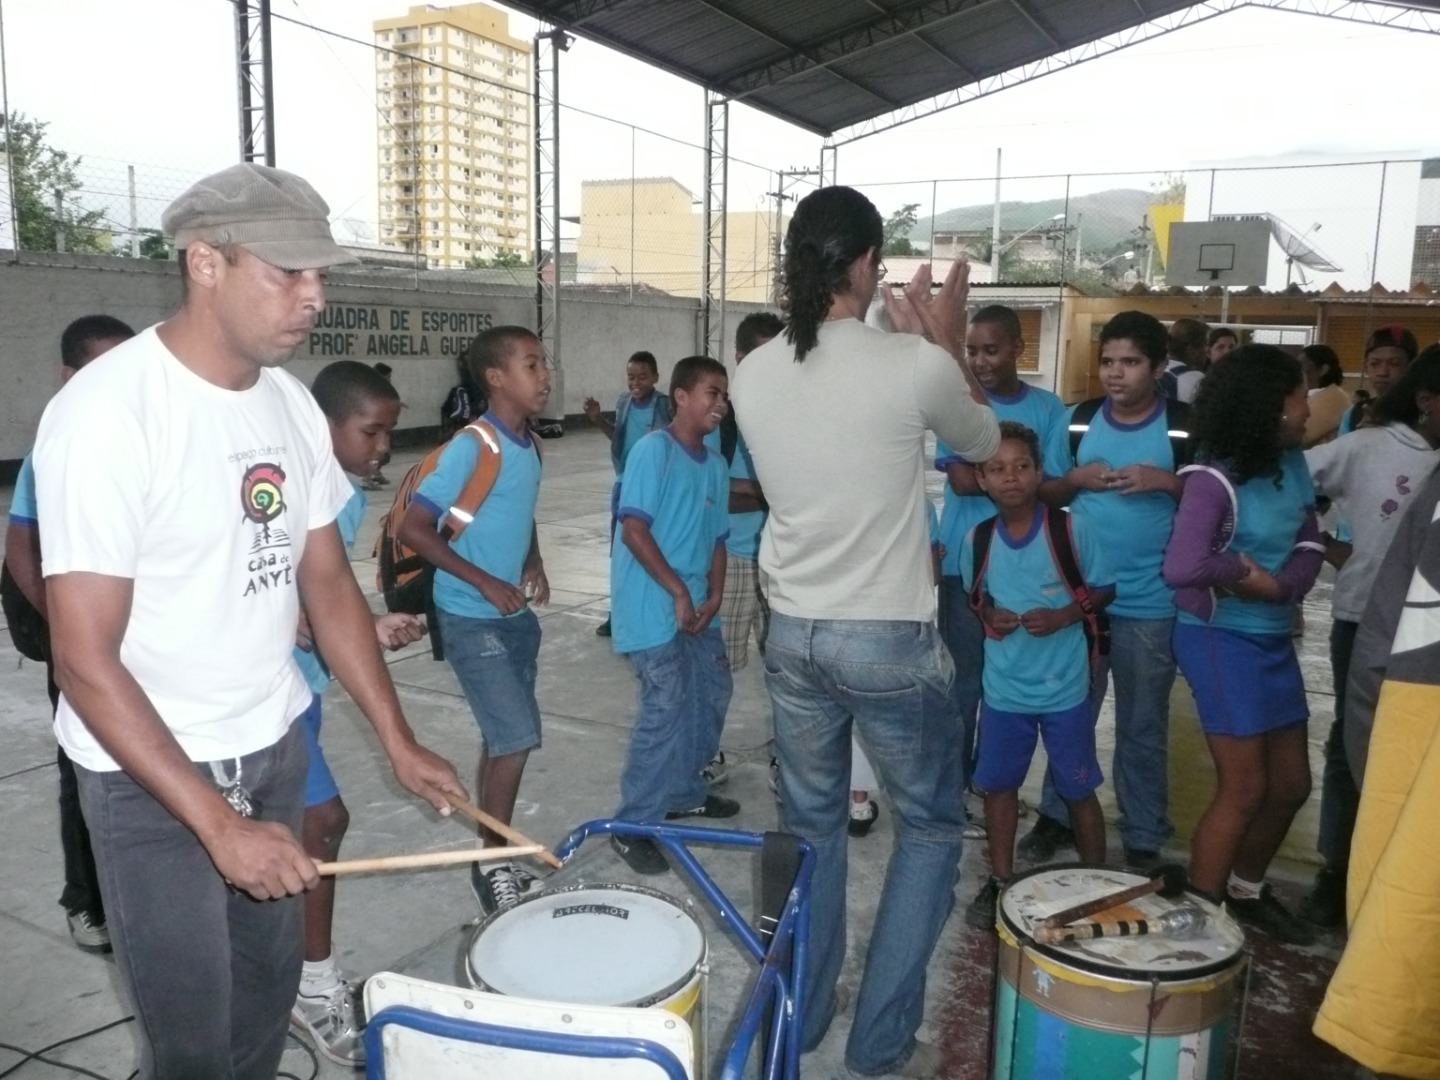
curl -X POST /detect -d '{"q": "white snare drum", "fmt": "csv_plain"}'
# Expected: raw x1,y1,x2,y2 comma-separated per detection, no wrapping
466,883,708,1067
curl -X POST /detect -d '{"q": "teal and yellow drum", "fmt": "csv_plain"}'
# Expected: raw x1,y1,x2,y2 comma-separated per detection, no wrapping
993,865,1248,1080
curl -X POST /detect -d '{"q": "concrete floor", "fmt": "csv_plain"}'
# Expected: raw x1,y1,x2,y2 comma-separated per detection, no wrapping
0,427,1355,1079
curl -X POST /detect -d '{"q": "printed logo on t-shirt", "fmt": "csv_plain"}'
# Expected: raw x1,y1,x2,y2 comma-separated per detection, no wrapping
240,461,294,596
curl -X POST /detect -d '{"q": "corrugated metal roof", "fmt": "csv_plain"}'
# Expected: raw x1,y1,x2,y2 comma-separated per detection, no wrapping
505,0,1440,137
498,0,1204,135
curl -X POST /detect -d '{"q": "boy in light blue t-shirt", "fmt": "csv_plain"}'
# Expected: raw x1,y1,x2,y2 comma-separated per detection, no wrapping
934,306,1069,823
583,350,674,639
1023,310,1192,871
609,356,737,875
290,361,423,1067
399,327,551,918
960,422,1114,930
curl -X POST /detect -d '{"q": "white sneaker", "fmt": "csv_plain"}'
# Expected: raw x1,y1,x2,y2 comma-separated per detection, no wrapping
66,909,110,952
292,976,366,1067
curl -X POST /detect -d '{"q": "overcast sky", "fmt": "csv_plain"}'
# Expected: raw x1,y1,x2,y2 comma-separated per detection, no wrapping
3,0,1438,237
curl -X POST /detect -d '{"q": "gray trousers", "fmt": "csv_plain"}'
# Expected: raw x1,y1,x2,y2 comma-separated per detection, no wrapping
76,720,307,1080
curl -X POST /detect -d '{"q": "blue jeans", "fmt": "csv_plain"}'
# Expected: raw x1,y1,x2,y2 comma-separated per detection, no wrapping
763,613,963,1075
937,577,982,791
1039,615,1176,852
615,628,732,822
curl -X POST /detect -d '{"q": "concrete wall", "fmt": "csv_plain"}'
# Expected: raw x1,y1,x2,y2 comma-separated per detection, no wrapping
0,253,767,461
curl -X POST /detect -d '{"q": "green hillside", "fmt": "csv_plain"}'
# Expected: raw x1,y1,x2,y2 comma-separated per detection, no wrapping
910,188,1155,255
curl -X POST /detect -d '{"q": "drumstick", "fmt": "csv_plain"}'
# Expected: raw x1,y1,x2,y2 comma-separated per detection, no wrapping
316,844,544,876
444,792,564,870
1033,906,1207,945
1040,864,1188,929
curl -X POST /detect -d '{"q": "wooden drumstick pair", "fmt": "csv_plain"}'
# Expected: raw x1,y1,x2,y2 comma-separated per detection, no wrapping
1028,864,1199,944
314,792,563,877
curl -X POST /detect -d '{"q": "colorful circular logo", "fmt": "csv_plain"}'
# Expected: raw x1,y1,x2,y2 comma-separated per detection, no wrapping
241,463,287,524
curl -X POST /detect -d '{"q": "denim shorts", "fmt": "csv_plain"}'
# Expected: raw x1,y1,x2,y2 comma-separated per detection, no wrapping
438,606,543,756
300,694,340,808
974,698,1103,801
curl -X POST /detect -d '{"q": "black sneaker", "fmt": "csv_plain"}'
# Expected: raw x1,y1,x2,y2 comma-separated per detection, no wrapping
470,862,523,917
1227,885,1316,946
595,617,612,638
665,794,740,820
847,799,879,838
966,877,1003,931
1016,815,1076,863
610,834,669,875
1298,866,1346,929
1124,848,1163,872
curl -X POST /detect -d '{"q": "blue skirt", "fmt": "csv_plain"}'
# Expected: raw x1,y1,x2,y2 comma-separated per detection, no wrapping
1173,621,1308,737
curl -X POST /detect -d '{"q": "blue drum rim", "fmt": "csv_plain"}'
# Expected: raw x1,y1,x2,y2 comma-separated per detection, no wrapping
999,862,1244,984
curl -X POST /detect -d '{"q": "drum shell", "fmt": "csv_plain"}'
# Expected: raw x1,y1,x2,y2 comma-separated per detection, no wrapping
992,865,1247,1080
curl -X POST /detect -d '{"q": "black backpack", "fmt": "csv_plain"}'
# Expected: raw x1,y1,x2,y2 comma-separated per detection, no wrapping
1068,397,1194,471
1,560,49,663
967,509,1110,683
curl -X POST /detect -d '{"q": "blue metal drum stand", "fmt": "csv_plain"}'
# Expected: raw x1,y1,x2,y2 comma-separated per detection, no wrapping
364,818,815,1080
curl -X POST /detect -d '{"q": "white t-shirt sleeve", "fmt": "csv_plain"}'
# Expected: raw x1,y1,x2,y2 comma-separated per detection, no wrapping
34,390,150,579
912,339,1001,464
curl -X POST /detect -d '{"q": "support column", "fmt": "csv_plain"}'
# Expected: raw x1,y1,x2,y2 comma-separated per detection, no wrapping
819,143,838,187
234,0,275,166
534,30,567,414
701,91,729,360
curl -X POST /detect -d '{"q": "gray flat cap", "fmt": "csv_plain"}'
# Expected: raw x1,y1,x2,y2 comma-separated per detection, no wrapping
162,163,359,270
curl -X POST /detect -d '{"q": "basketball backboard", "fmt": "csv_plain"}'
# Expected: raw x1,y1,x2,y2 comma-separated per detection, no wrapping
1166,219,1270,287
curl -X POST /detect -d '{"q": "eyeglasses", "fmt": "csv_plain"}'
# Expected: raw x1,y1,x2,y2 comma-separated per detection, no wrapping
876,258,888,281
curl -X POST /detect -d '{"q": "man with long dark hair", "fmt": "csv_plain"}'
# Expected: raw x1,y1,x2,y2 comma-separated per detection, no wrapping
731,185,998,1078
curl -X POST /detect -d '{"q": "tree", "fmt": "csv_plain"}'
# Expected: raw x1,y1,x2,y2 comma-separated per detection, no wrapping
0,112,108,253
465,249,526,270
882,202,920,256
1151,172,1186,205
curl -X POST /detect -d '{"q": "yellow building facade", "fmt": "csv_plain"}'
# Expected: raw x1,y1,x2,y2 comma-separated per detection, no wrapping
373,4,531,268
578,177,783,302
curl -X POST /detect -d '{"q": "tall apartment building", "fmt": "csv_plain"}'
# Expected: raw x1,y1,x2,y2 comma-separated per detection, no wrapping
373,4,531,268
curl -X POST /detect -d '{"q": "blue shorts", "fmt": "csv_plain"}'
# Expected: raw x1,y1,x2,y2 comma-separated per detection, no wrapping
438,606,543,756
1173,621,1308,737
301,693,340,808
973,699,1102,801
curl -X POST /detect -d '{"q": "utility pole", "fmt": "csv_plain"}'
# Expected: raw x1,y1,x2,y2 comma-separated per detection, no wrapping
234,0,276,165
765,166,819,305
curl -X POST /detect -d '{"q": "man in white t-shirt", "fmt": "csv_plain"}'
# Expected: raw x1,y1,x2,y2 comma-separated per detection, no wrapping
34,164,466,1080
731,185,998,1079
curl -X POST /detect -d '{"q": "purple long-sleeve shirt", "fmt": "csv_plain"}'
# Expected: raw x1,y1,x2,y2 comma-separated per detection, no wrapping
1163,465,1324,623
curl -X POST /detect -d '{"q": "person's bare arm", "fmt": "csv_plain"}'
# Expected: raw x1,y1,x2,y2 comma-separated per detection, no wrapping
299,524,466,813
1040,464,1109,507
520,523,550,605
944,462,982,497
583,397,616,438
729,476,767,514
398,499,527,615
48,571,317,899
5,521,47,618
693,541,726,634
621,515,695,632
887,259,988,405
